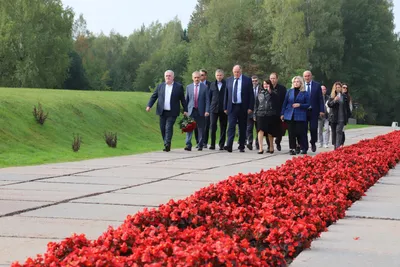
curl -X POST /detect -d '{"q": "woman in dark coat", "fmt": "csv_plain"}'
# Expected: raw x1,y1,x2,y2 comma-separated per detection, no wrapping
254,79,281,154
327,81,352,150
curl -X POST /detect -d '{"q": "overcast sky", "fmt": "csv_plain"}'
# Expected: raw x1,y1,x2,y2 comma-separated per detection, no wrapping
62,0,400,36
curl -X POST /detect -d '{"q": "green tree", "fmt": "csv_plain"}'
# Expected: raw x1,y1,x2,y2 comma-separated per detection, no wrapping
341,0,397,124
0,0,74,88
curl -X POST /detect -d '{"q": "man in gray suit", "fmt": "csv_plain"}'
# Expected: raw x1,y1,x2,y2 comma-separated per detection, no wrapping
185,71,210,151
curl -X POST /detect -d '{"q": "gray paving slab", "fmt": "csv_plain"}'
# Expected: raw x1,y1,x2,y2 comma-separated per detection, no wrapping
0,237,56,265
21,202,147,221
72,192,185,206
1,181,121,192
291,218,400,267
46,175,159,186
0,189,87,202
0,166,88,176
0,216,121,239
170,172,236,182
73,167,188,179
0,200,49,216
116,180,213,196
0,173,54,182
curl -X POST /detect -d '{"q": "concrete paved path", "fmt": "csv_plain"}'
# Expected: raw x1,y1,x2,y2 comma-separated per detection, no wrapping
0,126,397,266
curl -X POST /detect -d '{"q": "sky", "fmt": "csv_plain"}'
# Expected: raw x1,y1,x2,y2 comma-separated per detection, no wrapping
62,0,400,36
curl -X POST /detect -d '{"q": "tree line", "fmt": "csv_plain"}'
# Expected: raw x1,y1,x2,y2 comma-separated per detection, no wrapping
0,0,399,125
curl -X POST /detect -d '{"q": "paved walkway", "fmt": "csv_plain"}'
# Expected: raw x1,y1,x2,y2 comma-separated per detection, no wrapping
0,126,398,266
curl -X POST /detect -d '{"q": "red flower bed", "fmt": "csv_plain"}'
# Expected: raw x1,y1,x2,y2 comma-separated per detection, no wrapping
12,131,400,266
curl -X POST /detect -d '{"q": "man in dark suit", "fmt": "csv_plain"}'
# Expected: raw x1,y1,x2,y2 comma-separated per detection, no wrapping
209,69,227,150
246,75,260,150
146,70,188,152
199,69,211,148
303,70,325,152
224,65,254,152
269,72,287,151
184,71,210,151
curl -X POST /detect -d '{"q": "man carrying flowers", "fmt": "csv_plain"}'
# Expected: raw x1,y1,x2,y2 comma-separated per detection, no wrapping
184,71,210,151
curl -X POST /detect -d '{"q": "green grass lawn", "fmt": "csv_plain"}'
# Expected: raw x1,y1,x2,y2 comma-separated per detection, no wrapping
345,124,370,129
0,87,372,168
0,87,190,168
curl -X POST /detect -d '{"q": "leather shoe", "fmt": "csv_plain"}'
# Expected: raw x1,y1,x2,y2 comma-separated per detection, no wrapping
289,150,296,155
301,150,307,155
209,146,215,150
184,147,191,151
198,147,203,151
247,144,253,150
311,143,316,152
239,149,245,152
276,143,281,151
165,144,171,152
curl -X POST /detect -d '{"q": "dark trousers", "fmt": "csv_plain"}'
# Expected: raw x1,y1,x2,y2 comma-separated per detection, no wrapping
160,111,177,146
331,122,345,149
246,117,259,147
186,109,205,148
194,115,210,146
204,116,210,145
210,111,227,148
227,104,247,149
287,120,306,150
304,111,318,150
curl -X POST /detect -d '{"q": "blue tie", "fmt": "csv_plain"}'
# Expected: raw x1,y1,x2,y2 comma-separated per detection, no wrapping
233,78,239,103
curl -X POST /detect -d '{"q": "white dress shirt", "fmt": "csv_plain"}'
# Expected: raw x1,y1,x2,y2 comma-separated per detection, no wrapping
164,83,173,110
217,81,222,91
232,75,242,104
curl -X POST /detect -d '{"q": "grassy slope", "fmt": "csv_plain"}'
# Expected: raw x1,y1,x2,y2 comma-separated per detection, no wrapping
0,87,371,168
0,87,187,168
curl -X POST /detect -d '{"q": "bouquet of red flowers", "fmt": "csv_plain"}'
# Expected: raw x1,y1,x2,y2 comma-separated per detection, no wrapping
179,116,197,133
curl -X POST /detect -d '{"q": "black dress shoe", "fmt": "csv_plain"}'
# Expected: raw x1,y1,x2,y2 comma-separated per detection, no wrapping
209,146,215,150
257,150,264,154
247,144,253,150
296,146,301,154
239,149,245,152
224,146,229,150
219,147,224,151
289,150,296,155
311,143,316,152
165,144,171,152
276,143,281,151
184,147,191,151
204,144,208,148
301,150,307,155
227,147,233,153
268,150,274,154
198,147,203,151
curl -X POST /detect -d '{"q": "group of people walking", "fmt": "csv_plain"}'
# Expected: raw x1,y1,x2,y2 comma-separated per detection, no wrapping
146,65,352,154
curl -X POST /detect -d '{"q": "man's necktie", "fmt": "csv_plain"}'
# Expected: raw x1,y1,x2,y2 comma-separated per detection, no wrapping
194,84,198,108
307,83,311,94
233,78,239,103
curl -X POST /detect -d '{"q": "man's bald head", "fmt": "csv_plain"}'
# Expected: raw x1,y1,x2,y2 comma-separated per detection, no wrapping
303,70,312,83
232,65,242,78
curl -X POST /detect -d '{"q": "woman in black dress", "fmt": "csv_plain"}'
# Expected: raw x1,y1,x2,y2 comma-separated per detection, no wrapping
254,79,281,154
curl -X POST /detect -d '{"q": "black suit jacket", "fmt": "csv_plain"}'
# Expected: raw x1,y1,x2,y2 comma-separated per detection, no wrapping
147,82,187,117
209,80,226,113
273,83,287,113
224,75,254,114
